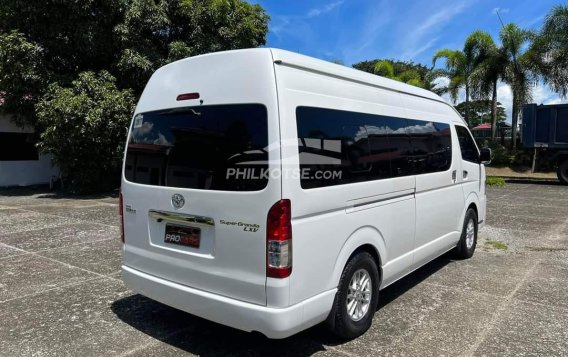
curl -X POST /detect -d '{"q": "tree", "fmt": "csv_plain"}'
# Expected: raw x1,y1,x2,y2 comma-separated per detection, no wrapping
0,0,270,192
467,31,508,141
529,5,568,97
0,31,47,125
0,0,125,126
114,0,270,93
36,72,135,192
455,100,507,127
500,23,535,150
0,0,270,125
353,59,446,95
432,34,484,126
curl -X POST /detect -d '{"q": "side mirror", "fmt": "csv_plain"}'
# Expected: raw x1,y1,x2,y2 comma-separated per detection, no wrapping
480,147,492,165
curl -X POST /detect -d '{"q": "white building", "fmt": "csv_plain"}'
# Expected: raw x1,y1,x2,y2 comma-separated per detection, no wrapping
0,114,59,187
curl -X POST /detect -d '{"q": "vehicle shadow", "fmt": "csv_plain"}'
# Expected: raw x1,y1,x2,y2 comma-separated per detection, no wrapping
111,253,454,356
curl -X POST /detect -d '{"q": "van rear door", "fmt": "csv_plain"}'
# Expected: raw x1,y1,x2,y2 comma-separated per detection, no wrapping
121,50,281,306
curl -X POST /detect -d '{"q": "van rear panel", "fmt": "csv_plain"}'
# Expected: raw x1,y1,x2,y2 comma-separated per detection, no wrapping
121,49,281,306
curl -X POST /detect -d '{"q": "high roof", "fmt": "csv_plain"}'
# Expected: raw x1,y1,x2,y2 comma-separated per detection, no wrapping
270,48,447,105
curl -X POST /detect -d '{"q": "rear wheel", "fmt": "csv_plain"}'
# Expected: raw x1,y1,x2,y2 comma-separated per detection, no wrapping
326,251,379,339
557,159,568,185
454,208,478,259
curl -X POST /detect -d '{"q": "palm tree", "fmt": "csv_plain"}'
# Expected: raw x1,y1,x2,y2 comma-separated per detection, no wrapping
529,5,568,97
432,39,481,125
373,60,446,95
500,23,535,150
467,31,507,141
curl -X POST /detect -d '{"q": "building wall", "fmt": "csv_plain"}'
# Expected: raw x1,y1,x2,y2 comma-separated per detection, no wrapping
0,115,59,187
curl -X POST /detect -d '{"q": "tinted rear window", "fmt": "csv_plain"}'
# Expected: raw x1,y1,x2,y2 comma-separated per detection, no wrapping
124,104,268,191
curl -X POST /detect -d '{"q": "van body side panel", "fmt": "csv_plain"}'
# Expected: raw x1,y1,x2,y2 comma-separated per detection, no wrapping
400,96,464,269
274,63,416,305
122,49,281,306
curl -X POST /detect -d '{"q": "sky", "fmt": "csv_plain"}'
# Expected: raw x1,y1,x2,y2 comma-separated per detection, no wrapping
247,0,567,122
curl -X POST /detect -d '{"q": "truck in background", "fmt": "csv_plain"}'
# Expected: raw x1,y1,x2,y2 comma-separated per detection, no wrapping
522,103,568,185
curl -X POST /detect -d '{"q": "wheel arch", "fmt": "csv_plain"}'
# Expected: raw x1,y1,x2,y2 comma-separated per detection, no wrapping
330,226,385,291
462,192,480,225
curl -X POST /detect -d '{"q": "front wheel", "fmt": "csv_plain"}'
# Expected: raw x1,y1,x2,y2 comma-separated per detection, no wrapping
557,159,568,185
454,208,478,259
326,251,379,339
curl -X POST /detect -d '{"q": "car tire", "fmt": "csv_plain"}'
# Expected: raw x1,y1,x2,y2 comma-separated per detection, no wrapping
326,251,379,340
557,159,568,185
454,208,478,259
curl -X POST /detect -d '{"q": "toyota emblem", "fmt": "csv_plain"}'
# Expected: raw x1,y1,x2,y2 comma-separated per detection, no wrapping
171,194,185,209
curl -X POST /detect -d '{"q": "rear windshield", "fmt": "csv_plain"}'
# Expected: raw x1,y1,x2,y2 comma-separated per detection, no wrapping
124,104,268,191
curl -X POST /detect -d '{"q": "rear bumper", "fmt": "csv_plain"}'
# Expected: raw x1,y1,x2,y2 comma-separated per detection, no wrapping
122,265,336,339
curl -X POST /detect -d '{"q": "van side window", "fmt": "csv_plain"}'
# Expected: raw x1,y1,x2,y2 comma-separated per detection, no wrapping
296,107,452,189
455,125,480,163
408,121,452,174
296,107,390,188
378,117,413,177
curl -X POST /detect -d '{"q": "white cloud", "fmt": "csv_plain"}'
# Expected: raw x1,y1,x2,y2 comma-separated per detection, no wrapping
492,7,510,15
400,0,472,61
340,0,391,62
403,37,440,60
545,98,562,105
497,82,513,123
533,83,559,104
307,1,344,18
269,0,345,50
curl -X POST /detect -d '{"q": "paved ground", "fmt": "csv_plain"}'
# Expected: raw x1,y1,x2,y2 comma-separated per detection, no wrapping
0,183,567,356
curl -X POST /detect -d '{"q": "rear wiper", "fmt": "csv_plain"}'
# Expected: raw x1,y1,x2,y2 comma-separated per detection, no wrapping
160,108,202,117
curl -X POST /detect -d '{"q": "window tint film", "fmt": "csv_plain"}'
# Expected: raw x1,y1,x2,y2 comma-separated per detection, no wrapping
296,107,452,189
407,121,452,174
379,117,414,177
124,104,268,191
296,107,390,189
455,125,479,163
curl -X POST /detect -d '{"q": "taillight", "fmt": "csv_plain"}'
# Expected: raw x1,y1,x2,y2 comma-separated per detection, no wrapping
267,199,292,278
119,192,125,243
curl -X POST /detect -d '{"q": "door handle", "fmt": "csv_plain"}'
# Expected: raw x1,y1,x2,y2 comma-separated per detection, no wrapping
452,170,457,182
463,170,469,179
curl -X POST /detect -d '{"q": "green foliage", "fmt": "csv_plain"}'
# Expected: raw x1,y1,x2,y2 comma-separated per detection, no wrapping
0,0,269,192
485,239,508,250
529,5,568,97
500,23,535,149
36,72,135,193
486,176,506,187
0,31,47,125
114,0,269,92
485,142,515,166
353,59,444,94
0,0,269,124
455,100,506,127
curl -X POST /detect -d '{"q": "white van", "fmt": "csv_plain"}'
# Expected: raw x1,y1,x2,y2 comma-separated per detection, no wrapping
120,48,491,339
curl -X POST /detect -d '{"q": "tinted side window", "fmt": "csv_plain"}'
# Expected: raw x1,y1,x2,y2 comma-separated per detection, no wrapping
407,121,452,174
296,107,390,189
296,107,452,189
380,117,414,177
455,125,479,163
